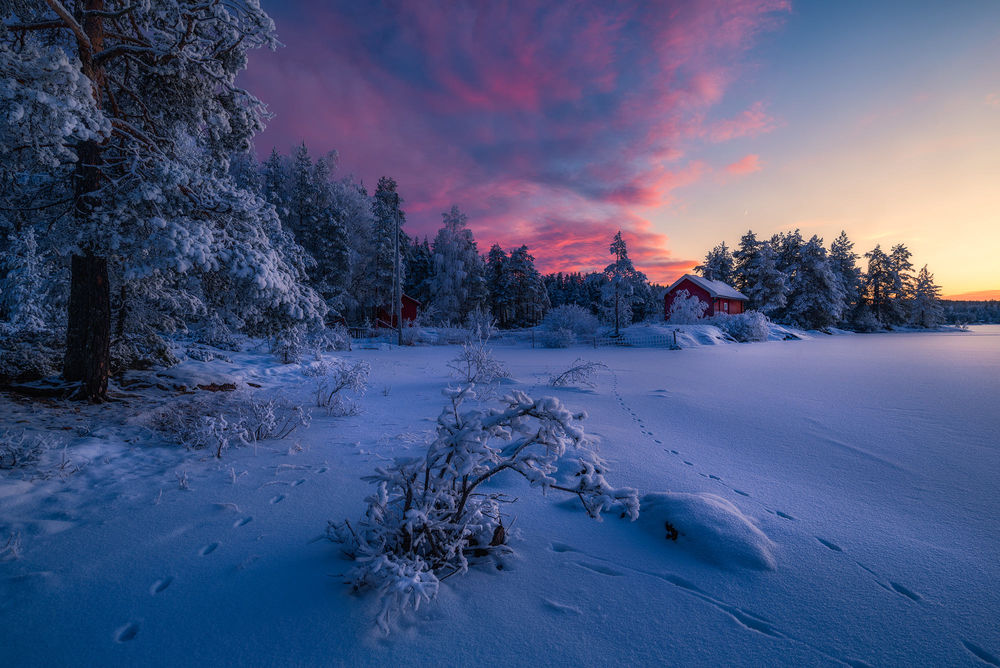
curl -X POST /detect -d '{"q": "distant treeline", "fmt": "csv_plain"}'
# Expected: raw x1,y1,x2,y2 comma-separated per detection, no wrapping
941,301,1000,324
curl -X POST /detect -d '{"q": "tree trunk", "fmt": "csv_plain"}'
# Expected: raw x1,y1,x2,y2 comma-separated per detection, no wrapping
64,253,111,401
63,137,110,402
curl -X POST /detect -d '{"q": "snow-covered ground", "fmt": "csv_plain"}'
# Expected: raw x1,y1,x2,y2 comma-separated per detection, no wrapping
2,327,998,667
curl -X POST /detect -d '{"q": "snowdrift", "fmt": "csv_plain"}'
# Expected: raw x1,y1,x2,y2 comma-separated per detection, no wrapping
638,492,777,571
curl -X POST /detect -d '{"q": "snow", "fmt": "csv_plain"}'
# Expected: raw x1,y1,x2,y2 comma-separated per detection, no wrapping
1,327,999,666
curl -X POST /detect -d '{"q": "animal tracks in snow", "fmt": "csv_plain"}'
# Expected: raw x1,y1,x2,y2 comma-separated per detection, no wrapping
149,577,173,595
198,542,219,556
613,368,927,612
114,622,140,643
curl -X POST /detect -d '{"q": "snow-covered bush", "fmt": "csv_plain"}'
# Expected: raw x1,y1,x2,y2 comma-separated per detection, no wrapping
329,386,639,632
540,327,574,348
543,304,599,339
110,332,179,374
0,430,55,469
302,359,370,415
447,338,509,386
273,324,307,364
668,289,708,324
464,307,498,341
549,359,608,388
150,390,310,458
0,331,63,382
706,311,771,342
312,324,352,352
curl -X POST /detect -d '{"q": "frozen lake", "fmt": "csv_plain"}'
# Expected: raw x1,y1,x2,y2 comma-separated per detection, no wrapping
1,326,998,666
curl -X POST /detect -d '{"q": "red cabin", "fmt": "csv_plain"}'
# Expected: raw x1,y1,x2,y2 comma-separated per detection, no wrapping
664,274,747,319
377,294,420,328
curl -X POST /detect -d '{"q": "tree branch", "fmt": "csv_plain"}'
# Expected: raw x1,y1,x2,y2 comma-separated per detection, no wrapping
42,0,93,53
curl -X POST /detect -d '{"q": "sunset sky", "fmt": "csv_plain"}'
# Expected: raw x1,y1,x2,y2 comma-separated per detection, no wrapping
242,1,1000,297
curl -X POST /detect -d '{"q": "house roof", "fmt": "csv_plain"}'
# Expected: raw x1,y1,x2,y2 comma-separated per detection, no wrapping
667,274,747,300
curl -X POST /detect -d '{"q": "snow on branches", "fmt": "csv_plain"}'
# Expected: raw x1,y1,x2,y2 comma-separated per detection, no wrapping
329,385,638,632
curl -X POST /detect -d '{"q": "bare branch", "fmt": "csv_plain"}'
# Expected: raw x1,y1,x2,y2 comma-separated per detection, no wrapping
42,0,93,53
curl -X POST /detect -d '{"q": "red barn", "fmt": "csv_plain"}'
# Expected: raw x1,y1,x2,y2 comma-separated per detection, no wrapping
377,294,420,327
664,274,747,319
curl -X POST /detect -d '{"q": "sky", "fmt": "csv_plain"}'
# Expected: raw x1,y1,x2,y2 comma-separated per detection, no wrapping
242,1,1000,297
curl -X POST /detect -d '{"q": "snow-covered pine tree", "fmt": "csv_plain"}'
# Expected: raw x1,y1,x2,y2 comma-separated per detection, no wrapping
886,243,915,326
910,265,943,328
2,0,317,400
829,231,862,326
603,231,637,336
371,177,407,324
0,228,50,334
863,245,892,325
485,244,513,327
732,230,787,316
695,242,734,283
507,246,549,327
404,237,434,308
783,235,844,329
428,206,486,324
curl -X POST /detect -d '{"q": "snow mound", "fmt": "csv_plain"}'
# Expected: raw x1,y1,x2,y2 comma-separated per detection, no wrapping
639,492,776,571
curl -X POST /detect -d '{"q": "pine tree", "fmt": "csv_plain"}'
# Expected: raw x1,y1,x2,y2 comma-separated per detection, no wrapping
829,231,862,324
371,177,407,323
695,242,734,283
507,246,549,327
3,1,290,400
911,265,943,328
784,235,843,329
732,230,787,315
603,231,638,335
404,237,434,308
863,245,892,325
428,206,486,324
0,228,49,333
886,243,915,326
486,245,513,327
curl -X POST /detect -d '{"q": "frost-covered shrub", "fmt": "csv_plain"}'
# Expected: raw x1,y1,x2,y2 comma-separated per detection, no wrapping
0,332,62,382
540,327,574,348
110,331,179,374
464,308,498,341
543,305,599,339
447,338,509,386
302,358,370,415
195,313,244,351
329,386,639,632
312,324,352,352
549,359,608,388
272,324,307,364
706,311,771,342
0,430,54,469
150,390,310,458
668,289,707,324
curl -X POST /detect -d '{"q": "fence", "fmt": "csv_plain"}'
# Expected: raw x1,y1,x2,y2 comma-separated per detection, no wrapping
592,331,680,349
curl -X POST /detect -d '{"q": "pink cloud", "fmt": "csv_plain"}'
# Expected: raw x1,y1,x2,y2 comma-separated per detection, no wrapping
725,153,763,175
243,1,789,282
709,102,776,142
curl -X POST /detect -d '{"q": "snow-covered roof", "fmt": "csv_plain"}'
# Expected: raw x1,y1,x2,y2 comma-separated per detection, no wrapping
667,274,747,300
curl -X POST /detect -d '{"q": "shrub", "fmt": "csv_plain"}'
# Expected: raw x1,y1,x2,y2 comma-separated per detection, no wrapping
0,331,63,383
549,359,608,387
329,386,638,632
150,390,310,458
447,338,509,386
0,430,55,469
302,358,370,415
540,327,574,348
272,324,307,364
706,311,771,342
542,305,599,339
667,289,707,324
464,308,498,341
